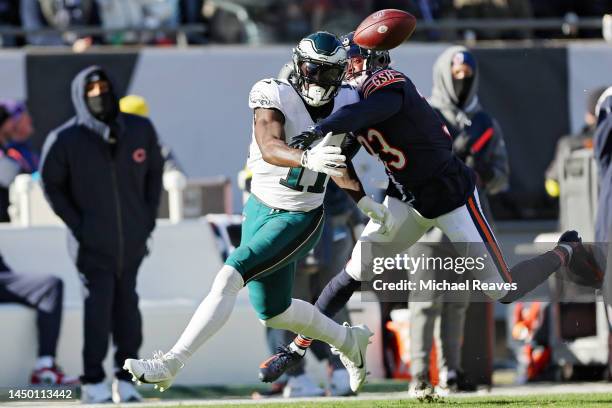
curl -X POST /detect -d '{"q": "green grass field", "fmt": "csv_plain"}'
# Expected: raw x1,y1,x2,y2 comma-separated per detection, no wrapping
136,393,612,408
129,379,612,408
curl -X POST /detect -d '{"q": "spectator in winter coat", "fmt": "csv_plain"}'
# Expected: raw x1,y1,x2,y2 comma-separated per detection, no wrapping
40,65,164,403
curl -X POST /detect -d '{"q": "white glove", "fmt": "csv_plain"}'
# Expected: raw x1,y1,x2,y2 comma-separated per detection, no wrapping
357,196,395,235
300,133,346,177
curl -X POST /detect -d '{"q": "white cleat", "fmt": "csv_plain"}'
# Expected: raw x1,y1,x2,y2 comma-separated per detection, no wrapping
335,323,373,393
123,351,183,393
282,374,325,398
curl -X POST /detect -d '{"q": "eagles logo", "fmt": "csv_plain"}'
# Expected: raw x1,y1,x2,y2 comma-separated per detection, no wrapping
249,91,272,107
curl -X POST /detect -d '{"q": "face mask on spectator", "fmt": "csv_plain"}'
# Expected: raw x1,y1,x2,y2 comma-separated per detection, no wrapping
85,72,118,124
450,51,477,108
452,76,474,107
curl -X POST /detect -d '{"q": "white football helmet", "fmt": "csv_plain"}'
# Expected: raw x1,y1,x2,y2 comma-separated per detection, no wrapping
292,31,347,107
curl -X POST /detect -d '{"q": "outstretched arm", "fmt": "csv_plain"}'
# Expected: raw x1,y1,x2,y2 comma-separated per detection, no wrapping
254,108,346,176
317,90,403,135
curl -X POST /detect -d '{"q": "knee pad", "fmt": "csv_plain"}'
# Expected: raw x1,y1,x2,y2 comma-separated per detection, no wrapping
211,265,244,296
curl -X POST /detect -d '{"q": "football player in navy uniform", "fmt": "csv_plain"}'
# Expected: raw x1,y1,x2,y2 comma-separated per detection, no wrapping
258,33,603,387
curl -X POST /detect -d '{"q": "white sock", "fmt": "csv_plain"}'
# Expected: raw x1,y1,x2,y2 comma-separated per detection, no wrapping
35,356,54,370
169,265,243,364
262,299,353,354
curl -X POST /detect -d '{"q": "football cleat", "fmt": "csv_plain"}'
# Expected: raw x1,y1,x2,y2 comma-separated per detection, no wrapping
259,346,305,383
282,374,325,398
558,230,604,289
333,323,373,393
123,351,183,393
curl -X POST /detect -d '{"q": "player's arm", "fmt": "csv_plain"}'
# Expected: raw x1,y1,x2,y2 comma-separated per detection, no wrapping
331,136,365,202
317,89,403,135
333,139,395,234
331,160,365,202
253,107,302,167
254,108,346,176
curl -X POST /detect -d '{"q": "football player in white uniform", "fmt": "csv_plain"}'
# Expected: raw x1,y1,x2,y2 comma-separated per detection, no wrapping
123,31,392,394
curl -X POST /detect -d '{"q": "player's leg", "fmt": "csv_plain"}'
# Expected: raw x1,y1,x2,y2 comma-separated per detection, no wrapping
246,225,373,393
436,189,582,303
259,294,373,393
260,197,431,383
123,196,324,390
316,197,431,320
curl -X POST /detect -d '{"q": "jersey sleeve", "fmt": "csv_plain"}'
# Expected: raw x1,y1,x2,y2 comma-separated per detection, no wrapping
248,79,283,112
361,69,406,99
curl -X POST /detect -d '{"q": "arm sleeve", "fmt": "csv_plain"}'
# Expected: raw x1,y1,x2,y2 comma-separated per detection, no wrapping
317,89,403,135
39,133,83,238
144,120,164,234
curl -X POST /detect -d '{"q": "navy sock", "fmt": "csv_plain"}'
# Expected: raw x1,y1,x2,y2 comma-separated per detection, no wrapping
314,269,361,318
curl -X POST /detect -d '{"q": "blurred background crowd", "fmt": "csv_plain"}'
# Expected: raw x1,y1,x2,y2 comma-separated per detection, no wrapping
0,0,610,48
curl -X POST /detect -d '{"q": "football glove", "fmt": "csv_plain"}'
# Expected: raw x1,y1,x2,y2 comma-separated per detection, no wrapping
357,196,395,235
300,133,346,177
290,126,324,149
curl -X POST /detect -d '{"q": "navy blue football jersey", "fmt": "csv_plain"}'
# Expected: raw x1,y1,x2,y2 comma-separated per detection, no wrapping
317,68,476,219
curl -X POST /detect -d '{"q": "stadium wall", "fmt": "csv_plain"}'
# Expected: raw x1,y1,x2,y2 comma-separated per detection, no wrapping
0,43,610,215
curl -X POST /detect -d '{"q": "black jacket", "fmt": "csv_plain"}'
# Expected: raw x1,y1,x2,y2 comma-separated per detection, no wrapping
40,66,164,272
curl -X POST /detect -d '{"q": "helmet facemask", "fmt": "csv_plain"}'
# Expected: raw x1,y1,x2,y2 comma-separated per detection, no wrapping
292,32,347,107
293,56,346,107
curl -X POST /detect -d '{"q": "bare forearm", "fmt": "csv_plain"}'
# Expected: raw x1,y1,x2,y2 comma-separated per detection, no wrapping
261,138,303,167
254,108,305,168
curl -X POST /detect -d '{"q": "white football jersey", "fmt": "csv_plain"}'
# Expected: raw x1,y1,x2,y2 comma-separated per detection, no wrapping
247,78,359,212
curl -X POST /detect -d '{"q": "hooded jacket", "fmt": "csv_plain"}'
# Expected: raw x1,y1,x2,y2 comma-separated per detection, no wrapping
40,66,164,272
594,91,612,242
430,46,509,196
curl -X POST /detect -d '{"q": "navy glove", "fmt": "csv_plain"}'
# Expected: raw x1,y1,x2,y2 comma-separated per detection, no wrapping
289,126,324,149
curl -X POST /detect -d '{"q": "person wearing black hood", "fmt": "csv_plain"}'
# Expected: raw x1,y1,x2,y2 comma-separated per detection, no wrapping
429,46,509,198
40,66,164,403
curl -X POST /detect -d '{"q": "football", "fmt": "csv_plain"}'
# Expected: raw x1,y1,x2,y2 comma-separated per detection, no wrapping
353,9,417,50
